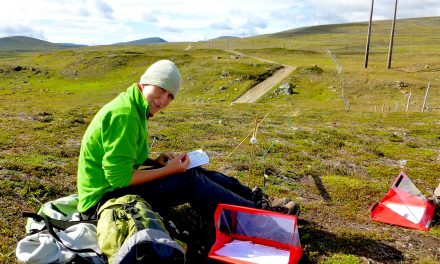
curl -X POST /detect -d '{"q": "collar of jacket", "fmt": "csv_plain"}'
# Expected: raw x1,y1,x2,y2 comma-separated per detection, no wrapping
128,83,149,120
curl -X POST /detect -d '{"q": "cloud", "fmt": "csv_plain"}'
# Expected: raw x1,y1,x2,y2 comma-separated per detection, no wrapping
0,24,45,39
210,22,233,30
160,26,182,33
244,16,267,29
45,20,133,45
287,0,440,25
75,7,90,17
1,0,440,44
238,16,268,36
88,0,113,19
272,1,363,27
140,12,158,23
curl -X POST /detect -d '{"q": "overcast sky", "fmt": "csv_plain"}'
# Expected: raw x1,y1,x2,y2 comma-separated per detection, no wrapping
0,0,439,45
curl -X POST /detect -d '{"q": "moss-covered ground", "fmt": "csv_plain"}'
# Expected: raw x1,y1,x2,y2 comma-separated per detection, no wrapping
1,17,439,263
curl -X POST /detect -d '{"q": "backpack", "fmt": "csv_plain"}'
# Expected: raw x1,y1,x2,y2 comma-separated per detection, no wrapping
96,194,186,264
16,194,106,264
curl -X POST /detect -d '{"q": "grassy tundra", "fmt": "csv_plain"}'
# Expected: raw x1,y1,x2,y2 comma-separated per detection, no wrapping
1,17,439,263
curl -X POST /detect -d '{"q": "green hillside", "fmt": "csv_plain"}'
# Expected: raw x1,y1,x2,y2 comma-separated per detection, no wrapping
1,16,439,263
0,36,60,51
270,16,440,38
197,16,440,52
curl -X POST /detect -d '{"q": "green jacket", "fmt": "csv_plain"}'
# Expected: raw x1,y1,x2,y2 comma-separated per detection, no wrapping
77,84,149,213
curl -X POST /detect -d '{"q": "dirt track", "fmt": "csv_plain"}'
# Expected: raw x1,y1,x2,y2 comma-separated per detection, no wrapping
226,50,296,103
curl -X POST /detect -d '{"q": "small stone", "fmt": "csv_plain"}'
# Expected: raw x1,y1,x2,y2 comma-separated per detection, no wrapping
396,80,409,89
273,82,295,95
220,70,230,79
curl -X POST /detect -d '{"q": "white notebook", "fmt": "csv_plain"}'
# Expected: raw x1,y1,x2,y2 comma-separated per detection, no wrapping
188,149,209,169
215,240,290,264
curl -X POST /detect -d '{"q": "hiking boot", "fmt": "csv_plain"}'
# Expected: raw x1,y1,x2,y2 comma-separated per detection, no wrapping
258,198,301,216
252,187,300,216
252,186,290,205
251,186,264,203
257,196,292,212
283,201,301,216
269,197,291,207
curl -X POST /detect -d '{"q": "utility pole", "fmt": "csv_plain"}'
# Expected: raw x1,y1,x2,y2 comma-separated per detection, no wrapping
364,0,374,68
387,0,398,69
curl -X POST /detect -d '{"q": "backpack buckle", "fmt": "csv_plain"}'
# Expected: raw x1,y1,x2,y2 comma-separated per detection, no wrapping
123,204,141,220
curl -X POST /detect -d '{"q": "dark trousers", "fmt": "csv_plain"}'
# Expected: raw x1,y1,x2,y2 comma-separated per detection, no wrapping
82,167,256,220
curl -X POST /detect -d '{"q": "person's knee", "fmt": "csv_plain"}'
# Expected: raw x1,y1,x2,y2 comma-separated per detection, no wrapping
185,168,206,186
188,167,205,179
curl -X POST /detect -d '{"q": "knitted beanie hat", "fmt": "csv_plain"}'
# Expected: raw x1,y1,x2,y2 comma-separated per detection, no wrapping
139,60,181,97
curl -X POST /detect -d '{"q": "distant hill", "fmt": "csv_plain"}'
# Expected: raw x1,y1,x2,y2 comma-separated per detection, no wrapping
0,36,87,51
113,37,167,45
55,43,88,48
0,35,167,51
0,36,58,51
268,16,440,38
209,36,239,41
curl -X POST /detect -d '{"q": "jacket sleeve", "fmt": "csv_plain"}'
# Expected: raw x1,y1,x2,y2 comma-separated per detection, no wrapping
101,114,139,188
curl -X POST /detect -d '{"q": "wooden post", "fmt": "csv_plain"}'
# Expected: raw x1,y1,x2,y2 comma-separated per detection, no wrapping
406,92,411,112
364,0,375,68
248,114,259,186
387,0,398,69
340,75,347,111
421,82,431,112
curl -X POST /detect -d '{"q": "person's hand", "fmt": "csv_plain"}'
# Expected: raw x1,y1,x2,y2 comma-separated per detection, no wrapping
163,153,189,175
155,152,179,166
